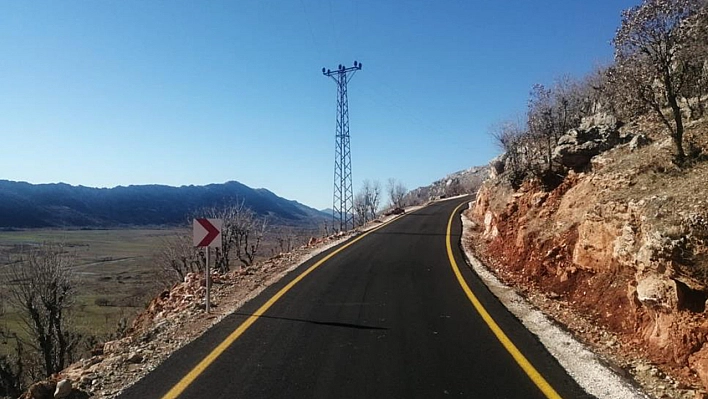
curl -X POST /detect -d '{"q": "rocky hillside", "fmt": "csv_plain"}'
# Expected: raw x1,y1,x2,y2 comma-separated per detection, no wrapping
465,114,708,396
404,166,488,205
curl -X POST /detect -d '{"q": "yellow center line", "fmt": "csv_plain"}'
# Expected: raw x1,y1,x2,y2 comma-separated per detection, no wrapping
161,216,397,399
445,202,562,399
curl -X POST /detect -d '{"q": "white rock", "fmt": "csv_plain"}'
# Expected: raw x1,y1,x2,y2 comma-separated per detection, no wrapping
636,274,677,309
580,112,618,129
54,379,72,398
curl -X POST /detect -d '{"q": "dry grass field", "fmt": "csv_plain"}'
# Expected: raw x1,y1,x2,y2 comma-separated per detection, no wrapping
0,229,182,355
0,226,317,357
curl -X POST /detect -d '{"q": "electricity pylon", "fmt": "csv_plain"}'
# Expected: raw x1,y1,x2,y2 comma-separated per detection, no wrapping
322,61,362,232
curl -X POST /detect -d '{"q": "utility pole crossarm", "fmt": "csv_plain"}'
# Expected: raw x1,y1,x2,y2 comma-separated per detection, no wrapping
322,62,362,76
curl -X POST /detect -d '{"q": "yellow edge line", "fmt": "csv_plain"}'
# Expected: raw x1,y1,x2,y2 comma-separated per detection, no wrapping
445,202,562,399
161,216,399,399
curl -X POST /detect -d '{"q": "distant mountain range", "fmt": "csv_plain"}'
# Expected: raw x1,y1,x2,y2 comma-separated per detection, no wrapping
0,180,329,229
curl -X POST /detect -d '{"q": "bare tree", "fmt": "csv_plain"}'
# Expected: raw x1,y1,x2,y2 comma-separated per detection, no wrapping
526,79,593,173
156,202,268,280
273,227,299,254
605,61,655,120
583,64,616,115
353,189,369,227
208,202,267,269
490,74,597,188
527,83,556,172
613,0,703,163
678,4,708,119
353,180,383,226
489,118,530,187
364,180,382,220
154,233,204,283
0,292,23,397
0,353,22,398
552,75,593,134
387,178,407,208
4,244,80,377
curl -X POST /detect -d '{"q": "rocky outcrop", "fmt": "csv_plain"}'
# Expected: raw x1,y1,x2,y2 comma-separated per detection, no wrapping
552,124,620,170
489,154,507,179
468,116,708,396
579,112,619,130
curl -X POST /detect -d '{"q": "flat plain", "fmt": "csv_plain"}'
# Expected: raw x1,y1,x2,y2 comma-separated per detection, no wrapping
0,228,183,354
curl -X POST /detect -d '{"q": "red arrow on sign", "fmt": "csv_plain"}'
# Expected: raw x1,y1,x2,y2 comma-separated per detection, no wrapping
193,218,223,248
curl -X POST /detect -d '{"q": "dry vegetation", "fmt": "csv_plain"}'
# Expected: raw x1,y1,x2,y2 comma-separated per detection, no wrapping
0,220,317,397
468,1,708,396
0,229,174,344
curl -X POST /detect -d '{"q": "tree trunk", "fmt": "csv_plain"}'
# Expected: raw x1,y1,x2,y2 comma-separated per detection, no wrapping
664,68,686,163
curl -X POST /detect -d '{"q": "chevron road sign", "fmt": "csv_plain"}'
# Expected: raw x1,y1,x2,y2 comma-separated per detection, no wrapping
193,218,222,248
193,218,223,314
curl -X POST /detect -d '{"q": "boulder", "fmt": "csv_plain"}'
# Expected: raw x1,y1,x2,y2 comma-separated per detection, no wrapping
489,153,507,179
636,274,678,310
552,125,620,170
54,379,72,398
482,211,499,239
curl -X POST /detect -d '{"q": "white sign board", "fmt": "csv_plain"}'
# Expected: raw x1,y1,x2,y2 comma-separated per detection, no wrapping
193,218,223,248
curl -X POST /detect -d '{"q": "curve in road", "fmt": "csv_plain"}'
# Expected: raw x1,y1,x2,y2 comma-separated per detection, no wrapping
119,197,591,399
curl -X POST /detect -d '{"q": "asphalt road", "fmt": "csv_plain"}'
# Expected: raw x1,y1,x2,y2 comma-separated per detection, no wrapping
119,197,591,399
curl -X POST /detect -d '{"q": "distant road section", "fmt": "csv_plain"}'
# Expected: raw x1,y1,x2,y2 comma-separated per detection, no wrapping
119,197,590,398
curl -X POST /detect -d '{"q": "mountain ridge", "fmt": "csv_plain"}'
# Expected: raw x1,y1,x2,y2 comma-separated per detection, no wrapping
0,180,328,229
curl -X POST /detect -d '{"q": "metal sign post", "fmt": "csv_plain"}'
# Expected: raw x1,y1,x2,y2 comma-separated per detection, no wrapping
205,246,211,313
193,218,223,314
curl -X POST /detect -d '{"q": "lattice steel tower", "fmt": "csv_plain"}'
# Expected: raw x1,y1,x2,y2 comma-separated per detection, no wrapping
322,61,362,232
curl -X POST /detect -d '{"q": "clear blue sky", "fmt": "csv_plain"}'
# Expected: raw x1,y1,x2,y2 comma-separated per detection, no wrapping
0,0,637,210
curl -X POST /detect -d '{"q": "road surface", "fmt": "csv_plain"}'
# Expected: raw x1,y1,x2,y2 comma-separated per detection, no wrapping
119,197,590,398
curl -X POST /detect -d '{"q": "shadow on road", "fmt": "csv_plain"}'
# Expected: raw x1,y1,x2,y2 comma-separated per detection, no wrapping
233,313,389,331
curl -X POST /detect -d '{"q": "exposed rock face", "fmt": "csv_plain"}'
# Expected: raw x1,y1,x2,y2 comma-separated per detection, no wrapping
579,112,619,130
690,344,708,389
552,124,620,170
468,128,708,395
483,211,499,239
573,211,625,273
